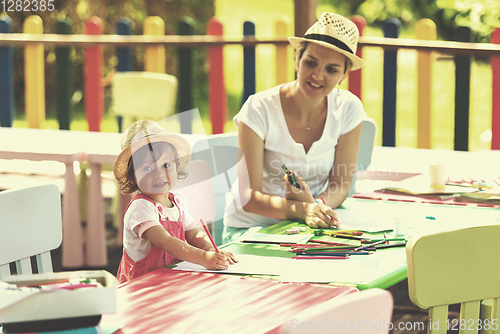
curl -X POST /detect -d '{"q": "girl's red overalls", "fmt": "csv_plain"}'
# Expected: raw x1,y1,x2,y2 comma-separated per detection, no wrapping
117,193,186,284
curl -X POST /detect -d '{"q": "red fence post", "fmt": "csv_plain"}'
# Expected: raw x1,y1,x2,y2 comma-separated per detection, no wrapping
492,28,500,150
348,15,366,101
207,17,227,134
84,17,104,132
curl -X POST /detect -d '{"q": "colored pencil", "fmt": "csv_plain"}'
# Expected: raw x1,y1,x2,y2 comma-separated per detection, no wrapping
354,240,387,251
200,219,219,253
337,231,363,236
320,196,339,224
332,234,370,241
292,255,349,260
374,243,406,249
298,251,372,256
361,238,405,243
308,240,351,246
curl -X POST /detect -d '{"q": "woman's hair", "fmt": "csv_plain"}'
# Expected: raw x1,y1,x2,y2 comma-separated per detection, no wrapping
294,41,353,74
117,141,188,194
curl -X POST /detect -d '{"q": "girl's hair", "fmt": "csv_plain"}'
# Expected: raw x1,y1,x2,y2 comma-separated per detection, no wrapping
294,42,353,74
117,142,188,194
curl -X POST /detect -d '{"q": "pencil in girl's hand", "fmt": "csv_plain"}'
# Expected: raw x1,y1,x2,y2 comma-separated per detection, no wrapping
200,219,219,253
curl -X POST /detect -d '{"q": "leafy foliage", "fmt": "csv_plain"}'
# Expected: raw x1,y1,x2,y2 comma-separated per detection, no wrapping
322,0,500,42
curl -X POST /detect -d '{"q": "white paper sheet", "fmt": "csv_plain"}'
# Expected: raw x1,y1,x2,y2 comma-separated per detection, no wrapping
172,254,295,276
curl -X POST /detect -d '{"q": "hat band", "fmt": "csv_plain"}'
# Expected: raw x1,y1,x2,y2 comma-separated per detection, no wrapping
304,33,354,54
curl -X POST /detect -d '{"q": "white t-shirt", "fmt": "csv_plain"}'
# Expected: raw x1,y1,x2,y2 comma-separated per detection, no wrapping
224,85,366,228
123,192,194,262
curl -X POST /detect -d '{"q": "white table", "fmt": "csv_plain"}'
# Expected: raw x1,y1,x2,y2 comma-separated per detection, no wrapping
0,128,87,268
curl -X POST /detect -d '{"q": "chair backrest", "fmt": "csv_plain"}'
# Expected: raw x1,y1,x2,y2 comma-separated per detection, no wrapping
0,184,62,277
280,288,394,334
406,224,500,334
112,71,178,130
191,132,239,245
349,117,377,196
174,160,216,225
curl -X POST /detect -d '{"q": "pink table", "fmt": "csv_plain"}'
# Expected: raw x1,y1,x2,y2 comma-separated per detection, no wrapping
101,268,358,333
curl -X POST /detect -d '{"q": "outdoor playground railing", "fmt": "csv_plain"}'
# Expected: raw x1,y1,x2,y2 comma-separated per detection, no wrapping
0,15,499,150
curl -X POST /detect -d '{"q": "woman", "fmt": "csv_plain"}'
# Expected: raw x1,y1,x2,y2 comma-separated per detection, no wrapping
223,12,366,243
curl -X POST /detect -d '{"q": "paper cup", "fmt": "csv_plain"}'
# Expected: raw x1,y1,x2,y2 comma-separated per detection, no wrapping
429,163,446,191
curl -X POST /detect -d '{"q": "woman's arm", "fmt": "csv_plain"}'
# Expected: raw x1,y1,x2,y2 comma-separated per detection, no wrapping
319,122,363,208
142,226,228,270
237,123,334,227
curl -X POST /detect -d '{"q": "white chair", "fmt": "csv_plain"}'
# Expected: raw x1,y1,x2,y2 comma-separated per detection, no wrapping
280,288,394,334
349,117,377,196
174,160,216,225
111,71,179,130
191,132,239,244
0,184,62,276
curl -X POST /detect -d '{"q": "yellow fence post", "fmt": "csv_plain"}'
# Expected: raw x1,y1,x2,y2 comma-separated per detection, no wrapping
24,15,45,128
144,16,165,73
415,19,436,149
275,16,290,85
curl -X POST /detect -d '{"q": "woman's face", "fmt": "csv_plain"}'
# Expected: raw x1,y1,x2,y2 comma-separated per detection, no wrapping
296,43,351,99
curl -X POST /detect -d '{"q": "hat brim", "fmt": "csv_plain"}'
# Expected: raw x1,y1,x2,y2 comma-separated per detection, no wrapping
113,133,191,185
288,36,365,71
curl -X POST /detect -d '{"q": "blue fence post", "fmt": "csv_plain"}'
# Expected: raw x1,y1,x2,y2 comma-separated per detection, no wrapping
382,18,400,147
116,18,134,132
242,20,256,106
56,17,73,130
178,16,195,134
0,15,14,127
454,26,471,151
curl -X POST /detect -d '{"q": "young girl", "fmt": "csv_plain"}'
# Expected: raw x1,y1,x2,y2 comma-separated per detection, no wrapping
113,119,237,283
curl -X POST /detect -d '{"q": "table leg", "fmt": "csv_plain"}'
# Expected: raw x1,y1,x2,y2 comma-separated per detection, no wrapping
86,163,108,267
62,161,84,267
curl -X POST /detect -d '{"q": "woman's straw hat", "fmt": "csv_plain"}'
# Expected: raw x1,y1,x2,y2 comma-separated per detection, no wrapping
288,12,365,71
113,119,191,185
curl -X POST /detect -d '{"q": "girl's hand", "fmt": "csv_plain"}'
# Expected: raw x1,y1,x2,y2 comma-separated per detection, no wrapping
203,251,229,270
220,250,238,264
283,173,315,203
304,202,341,229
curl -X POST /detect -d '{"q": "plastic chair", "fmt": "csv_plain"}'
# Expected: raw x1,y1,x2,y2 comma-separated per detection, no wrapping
111,71,178,130
406,224,500,334
174,160,216,225
191,132,239,245
349,117,377,196
0,184,62,276
280,288,394,334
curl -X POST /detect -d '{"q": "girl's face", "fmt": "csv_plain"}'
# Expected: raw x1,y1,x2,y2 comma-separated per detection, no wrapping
134,150,178,197
296,43,350,99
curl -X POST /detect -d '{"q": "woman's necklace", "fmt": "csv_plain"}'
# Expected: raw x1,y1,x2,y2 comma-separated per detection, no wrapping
304,111,319,130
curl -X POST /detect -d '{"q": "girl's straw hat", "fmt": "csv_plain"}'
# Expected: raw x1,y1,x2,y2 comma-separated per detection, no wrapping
288,12,365,71
113,119,191,184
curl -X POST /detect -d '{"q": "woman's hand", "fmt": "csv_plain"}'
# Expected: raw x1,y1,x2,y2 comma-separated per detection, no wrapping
304,202,341,229
283,173,315,203
202,251,229,270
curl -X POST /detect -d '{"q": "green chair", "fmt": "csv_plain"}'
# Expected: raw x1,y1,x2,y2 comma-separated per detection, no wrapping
406,224,500,334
